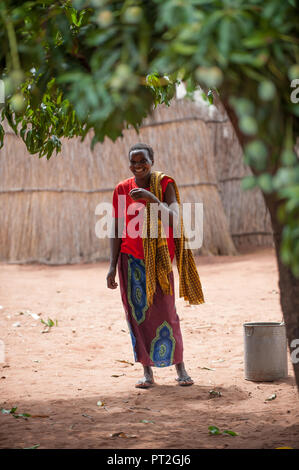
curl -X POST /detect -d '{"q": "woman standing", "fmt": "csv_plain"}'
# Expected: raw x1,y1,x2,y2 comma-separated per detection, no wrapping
106,143,204,388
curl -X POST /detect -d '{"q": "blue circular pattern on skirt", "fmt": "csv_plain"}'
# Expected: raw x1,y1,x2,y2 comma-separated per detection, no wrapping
127,255,148,324
150,321,176,367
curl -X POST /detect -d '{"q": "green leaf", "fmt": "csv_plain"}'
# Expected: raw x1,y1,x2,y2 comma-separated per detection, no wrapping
222,429,238,436
257,173,273,193
281,150,297,166
244,140,268,171
123,7,143,25
23,444,40,449
172,43,198,55
241,175,257,191
195,67,223,88
218,17,231,59
207,89,214,104
243,31,275,48
208,425,221,435
239,116,257,136
209,425,238,436
279,185,299,200
229,97,255,117
258,81,276,101
41,317,56,328
288,65,299,81
273,168,299,190
230,52,258,65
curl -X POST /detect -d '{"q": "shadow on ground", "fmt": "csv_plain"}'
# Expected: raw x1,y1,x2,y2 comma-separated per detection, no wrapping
1,383,298,449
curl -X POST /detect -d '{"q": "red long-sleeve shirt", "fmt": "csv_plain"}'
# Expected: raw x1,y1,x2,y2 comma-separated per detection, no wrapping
112,175,175,261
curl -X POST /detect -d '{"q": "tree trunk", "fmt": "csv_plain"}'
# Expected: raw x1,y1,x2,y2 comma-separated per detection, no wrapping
218,96,299,390
263,192,299,388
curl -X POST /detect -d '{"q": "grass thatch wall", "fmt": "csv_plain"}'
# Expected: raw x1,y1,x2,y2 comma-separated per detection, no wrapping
0,97,272,264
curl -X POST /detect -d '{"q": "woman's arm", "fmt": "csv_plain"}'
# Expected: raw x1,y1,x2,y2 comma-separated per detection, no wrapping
161,182,180,229
129,183,179,229
106,216,124,289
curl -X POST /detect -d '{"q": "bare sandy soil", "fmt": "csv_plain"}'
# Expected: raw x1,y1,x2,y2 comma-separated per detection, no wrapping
0,247,298,449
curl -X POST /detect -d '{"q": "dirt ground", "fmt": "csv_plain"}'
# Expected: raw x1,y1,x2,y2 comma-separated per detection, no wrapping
0,246,298,449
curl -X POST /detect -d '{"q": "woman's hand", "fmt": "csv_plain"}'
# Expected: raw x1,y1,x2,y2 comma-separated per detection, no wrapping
129,188,158,203
106,266,118,289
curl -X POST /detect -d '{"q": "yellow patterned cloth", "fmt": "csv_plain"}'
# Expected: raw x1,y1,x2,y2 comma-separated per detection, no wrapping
142,171,205,307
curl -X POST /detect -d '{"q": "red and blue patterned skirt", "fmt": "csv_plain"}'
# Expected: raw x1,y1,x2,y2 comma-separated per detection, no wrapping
118,252,184,367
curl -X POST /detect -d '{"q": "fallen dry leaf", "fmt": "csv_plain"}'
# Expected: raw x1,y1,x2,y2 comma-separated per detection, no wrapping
97,400,109,411
265,393,277,402
82,413,94,420
110,432,137,439
30,415,49,418
115,360,134,366
129,406,151,411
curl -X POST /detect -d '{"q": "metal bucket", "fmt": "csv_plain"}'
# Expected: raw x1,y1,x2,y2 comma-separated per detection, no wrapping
243,322,288,381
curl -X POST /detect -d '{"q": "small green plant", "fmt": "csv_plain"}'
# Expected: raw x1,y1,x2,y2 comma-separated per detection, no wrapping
208,425,238,436
40,318,58,332
1,406,31,419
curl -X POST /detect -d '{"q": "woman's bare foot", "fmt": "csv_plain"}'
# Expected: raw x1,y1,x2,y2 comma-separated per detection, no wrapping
175,362,194,386
135,365,154,389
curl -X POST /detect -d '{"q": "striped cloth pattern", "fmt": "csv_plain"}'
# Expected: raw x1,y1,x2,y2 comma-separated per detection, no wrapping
142,171,205,307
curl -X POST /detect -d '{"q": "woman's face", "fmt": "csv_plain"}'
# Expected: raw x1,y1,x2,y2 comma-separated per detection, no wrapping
129,149,153,178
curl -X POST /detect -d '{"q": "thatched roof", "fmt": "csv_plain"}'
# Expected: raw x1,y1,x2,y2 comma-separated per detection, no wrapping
0,96,273,264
